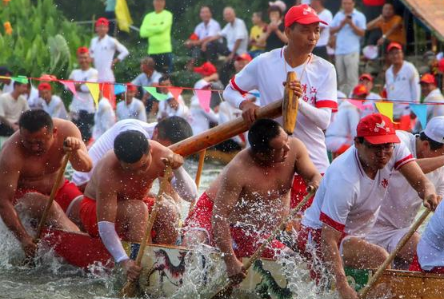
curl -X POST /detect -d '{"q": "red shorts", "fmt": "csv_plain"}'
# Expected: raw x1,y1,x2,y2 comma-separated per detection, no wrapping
15,179,83,213
183,192,286,259
409,254,444,274
290,174,323,212
80,196,156,238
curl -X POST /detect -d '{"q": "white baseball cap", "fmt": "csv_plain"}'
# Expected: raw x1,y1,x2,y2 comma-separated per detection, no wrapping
424,116,444,144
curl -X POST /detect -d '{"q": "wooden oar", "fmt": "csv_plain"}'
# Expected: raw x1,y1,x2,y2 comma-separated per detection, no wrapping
187,149,206,216
120,163,173,298
210,189,316,299
283,71,298,134
35,152,72,242
359,208,432,298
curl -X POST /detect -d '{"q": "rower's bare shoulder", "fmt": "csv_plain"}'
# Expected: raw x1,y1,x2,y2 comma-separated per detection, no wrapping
53,118,82,138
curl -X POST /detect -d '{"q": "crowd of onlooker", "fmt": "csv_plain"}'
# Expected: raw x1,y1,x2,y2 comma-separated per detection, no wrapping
0,0,444,155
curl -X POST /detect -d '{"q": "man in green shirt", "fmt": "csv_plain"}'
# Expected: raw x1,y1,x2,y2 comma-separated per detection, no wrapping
140,0,173,74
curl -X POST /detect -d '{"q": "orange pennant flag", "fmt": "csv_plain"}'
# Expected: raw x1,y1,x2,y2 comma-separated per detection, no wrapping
168,87,183,101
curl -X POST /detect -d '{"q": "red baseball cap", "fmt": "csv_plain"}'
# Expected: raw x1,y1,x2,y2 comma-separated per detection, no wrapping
285,4,328,28
77,46,89,55
438,58,444,73
357,114,400,144
359,73,373,82
95,17,109,28
419,73,436,85
387,42,402,53
236,53,252,62
352,84,369,97
194,62,217,77
38,82,52,91
126,83,138,92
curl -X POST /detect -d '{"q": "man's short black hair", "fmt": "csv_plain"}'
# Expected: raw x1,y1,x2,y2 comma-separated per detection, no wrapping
159,74,171,85
156,116,193,144
201,5,213,14
268,5,283,17
114,130,150,163
0,66,12,76
13,81,25,89
420,132,444,151
248,118,282,154
19,110,53,133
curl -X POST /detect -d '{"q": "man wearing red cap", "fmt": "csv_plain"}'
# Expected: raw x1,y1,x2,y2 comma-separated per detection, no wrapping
38,83,68,120
193,61,220,83
357,73,381,117
298,114,439,299
90,17,129,83
418,73,444,128
385,42,420,130
224,4,337,213
116,84,147,122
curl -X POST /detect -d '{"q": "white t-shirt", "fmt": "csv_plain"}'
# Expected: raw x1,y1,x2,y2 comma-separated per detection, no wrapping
0,81,14,95
317,9,333,47
226,48,338,173
194,19,221,40
90,35,129,83
41,95,68,120
157,94,189,120
0,93,30,123
361,92,381,118
187,95,219,136
325,100,360,152
25,86,42,110
68,68,99,114
116,98,147,122
370,131,444,232
418,201,444,270
131,71,162,95
92,97,116,140
385,61,420,119
302,143,414,237
424,89,444,123
220,18,248,55
72,119,156,186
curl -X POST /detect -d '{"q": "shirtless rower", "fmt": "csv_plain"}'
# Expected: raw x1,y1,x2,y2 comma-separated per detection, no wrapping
183,118,321,281
0,110,92,258
78,130,183,281
298,114,439,299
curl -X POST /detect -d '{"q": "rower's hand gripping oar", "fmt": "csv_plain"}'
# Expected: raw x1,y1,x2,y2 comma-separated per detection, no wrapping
210,188,316,299
120,162,173,298
359,208,432,298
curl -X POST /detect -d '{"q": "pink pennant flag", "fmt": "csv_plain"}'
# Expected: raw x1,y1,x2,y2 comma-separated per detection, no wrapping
60,80,78,98
196,89,211,112
169,87,183,102
347,99,365,110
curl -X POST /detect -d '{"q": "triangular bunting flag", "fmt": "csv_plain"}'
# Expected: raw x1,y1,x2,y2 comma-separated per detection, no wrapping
114,84,127,95
347,99,365,110
168,87,183,101
60,80,78,98
100,83,116,109
11,75,28,84
410,103,427,130
85,82,100,107
375,102,394,122
196,89,212,112
143,87,169,101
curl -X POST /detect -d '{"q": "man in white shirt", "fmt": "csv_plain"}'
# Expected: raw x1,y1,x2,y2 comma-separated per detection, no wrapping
0,67,14,96
385,42,420,130
310,0,333,60
330,0,366,96
90,18,129,83
68,47,99,142
223,4,337,213
0,82,30,136
156,75,189,121
188,79,219,136
419,73,444,127
298,113,439,299
92,96,116,141
37,83,68,119
116,84,147,122
367,117,444,269
131,57,163,113
358,73,381,118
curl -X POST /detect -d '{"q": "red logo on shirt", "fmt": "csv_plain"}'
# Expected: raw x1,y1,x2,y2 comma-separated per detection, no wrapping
381,178,389,188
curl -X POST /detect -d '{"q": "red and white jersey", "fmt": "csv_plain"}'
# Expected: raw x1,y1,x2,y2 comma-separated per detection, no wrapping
418,201,444,270
373,131,444,230
226,48,337,172
302,143,414,237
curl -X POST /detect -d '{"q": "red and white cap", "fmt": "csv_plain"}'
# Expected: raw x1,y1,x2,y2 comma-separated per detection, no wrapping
419,73,437,85
352,84,369,97
95,17,109,28
424,116,444,144
284,4,328,28
387,42,402,53
359,73,374,82
126,83,138,92
77,46,89,55
357,114,400,144
193,62,217,77
38,82,52,91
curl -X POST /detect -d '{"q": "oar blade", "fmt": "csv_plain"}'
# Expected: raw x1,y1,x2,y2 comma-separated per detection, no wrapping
282,71,299,135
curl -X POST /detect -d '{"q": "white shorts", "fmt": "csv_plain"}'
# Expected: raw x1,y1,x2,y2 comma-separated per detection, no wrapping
365,225,410,253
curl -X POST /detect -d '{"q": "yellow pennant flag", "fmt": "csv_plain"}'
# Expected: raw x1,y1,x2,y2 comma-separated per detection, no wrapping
375,102,394,122
115,0,133,33
85,83,100,108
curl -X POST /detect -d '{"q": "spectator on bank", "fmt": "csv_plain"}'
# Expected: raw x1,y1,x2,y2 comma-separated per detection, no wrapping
68,47,98,142
131,56,163,111
419,74,444,127
193,61,220,83
357,73,381,117
258,5,288,52
184,6,221,65
0,67,14,96
330,0,366,95
37,83,68,119
157,75,189,121
90,17,129,83
140,0,173,73
366,2,406,47
188,79,219,135
0,81,29,136
92,94,116,141
25,82,41,110
248,12,266,58
311,0,333,60
116,84,147,122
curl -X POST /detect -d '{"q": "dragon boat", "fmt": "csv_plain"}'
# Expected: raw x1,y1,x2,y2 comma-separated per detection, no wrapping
41,228,444,299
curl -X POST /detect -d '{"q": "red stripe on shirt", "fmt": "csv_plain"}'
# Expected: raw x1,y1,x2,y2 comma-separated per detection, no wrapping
315,100,338,110
394,154,415,170
230,77,247,95
320,212,345,233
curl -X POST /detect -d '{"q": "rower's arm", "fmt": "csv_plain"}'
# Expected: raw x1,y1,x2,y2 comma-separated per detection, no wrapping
171,166,198,202
293,139,322,190
416,156,444,174
298,102,332,130
65,122,93,172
